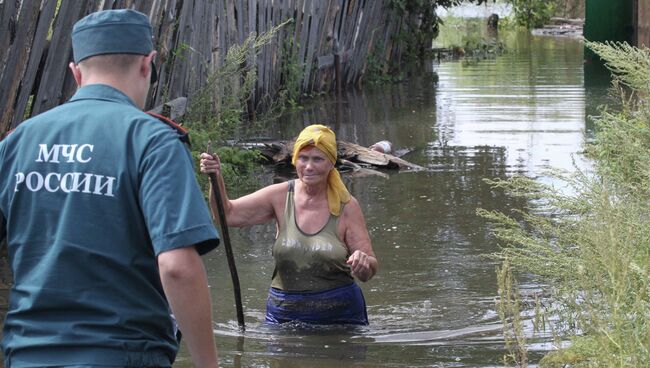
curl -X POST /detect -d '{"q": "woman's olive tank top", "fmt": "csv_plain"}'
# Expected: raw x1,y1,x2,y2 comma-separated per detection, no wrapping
271,180,353,292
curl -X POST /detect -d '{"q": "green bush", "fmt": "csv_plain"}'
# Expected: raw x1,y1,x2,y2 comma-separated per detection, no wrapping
480,41,650,367
505,0,558,29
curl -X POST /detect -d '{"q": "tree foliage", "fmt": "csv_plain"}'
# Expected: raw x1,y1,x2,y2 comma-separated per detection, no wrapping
388,0,495,59
505,0,559,29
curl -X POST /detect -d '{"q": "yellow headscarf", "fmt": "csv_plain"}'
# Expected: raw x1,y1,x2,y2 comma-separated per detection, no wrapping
291,124,351,216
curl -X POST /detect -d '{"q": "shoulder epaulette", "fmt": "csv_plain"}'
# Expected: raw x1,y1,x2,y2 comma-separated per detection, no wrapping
146,112,191,147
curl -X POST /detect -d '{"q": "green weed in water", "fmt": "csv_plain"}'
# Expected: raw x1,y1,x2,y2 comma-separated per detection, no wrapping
496,259,528,367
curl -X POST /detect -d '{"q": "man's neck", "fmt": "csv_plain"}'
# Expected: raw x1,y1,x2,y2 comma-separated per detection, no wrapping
80,75,145,109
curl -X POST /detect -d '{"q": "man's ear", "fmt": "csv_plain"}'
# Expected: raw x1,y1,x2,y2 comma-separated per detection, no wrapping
141,51,158,80
69,62,82,86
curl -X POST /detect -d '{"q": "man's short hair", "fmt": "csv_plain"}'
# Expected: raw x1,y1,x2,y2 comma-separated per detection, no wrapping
78,54,142,75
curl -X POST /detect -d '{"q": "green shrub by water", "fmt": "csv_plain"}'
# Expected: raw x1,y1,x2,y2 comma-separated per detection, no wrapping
180,21,291,197
511,0,557,29
479,41,650,367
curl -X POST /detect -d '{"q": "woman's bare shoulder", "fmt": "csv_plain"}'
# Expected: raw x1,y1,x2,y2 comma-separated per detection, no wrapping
340,195,366,224
258,180,291,206
264,180,291,194
234,180,288,204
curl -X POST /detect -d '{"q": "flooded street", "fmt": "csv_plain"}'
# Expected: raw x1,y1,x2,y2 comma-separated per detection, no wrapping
0,19,614,368
175,30,611,367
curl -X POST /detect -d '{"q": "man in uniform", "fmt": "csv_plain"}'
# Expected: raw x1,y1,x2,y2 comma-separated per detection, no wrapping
0,9,220,367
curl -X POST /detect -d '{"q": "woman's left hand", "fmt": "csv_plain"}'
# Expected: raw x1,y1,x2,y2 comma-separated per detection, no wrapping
346,250,374,281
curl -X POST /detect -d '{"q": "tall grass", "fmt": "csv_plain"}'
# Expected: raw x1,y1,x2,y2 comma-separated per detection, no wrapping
181,20,291,196
479,41,650,367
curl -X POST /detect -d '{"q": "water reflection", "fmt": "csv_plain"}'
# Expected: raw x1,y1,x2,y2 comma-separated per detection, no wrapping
434,34,589,175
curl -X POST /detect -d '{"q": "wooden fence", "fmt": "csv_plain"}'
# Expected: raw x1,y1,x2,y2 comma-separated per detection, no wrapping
0,0,406,135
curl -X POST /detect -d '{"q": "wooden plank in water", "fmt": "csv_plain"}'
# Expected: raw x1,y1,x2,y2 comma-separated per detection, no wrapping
252,140,424,171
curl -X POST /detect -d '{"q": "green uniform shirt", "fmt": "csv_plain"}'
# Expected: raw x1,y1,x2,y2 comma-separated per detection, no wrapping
0,84,219,367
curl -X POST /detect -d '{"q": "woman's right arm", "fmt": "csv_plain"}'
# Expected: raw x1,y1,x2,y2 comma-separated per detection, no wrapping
200,152,283,227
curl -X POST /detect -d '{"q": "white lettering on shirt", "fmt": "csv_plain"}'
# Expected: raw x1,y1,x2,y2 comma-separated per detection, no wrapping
35,144,94,163
14,171,116,197
36,144,61,163
76,144,94,163
14,172,25,192
12,143,116,198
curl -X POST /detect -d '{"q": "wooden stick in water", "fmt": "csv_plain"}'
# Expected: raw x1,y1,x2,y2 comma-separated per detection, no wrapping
207,142,245,332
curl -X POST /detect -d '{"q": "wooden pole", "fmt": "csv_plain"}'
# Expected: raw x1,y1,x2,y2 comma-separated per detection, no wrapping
207,142,245,332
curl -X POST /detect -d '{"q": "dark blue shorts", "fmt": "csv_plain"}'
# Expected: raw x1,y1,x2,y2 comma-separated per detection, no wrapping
265,282,369,325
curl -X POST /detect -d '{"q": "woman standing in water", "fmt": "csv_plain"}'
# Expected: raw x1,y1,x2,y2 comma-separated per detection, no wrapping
200,124,378,325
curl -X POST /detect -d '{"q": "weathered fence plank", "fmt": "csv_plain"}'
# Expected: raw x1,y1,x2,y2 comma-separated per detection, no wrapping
0,0,19,74
0,1,44,132
31,2,92,116
638,0,650,47
11,0,59,130
302,0,323,91
236,0,245,44
262,0,271,98
256,0,267,104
